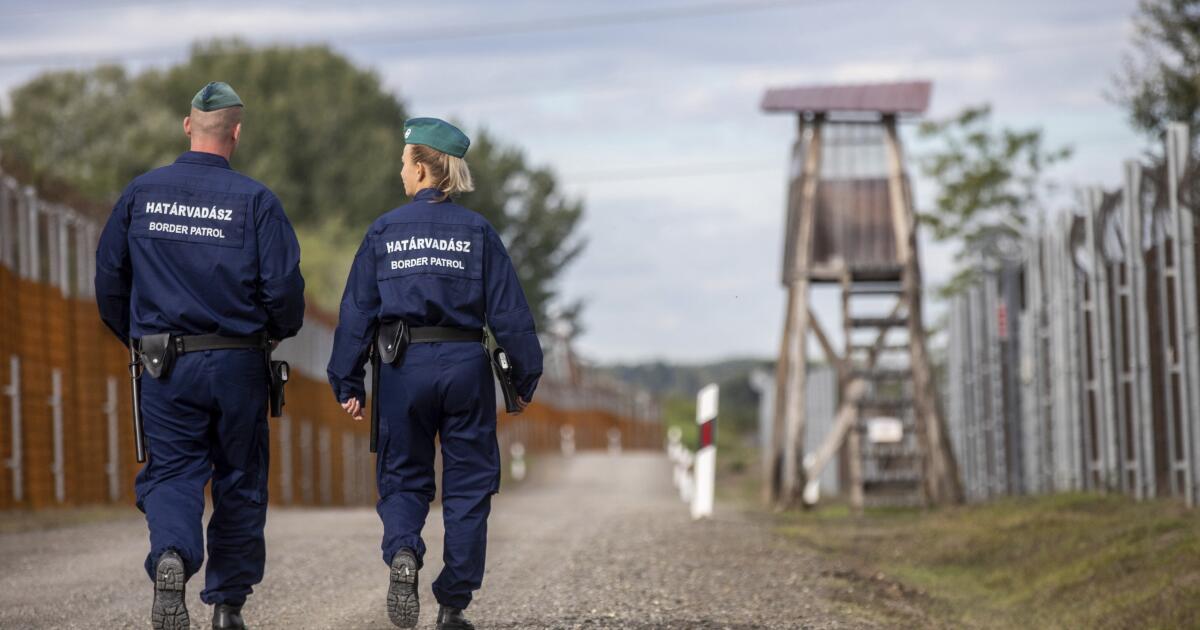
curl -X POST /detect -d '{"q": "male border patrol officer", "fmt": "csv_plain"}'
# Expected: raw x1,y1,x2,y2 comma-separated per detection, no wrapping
327,117,542,629
95,82,305,630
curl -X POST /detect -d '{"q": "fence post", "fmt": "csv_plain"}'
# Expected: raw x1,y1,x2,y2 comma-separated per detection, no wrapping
4,355,22,502
965,284,984,500
55,206,71,296
982,273,1006,497
105,376,121,502
45,207,58,294
342,431,355,506
16,186,31,279
49,368,65,504
1082,188,1118,489
318,427,332,506
946,294,965,496
1,176,15,270
1001,262,1024,494
299,420,313,505
1167,123,1199,505
1122,161,1156,498
75,218,93,298
26,187,42,282
360,434,372,504
1020,231,1048,495
279,415,293,504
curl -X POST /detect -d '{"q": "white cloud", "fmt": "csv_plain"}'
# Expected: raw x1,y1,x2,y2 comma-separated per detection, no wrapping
0,0,1152,362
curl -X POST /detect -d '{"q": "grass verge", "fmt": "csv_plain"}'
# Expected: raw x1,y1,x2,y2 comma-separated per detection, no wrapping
775,493,1200,629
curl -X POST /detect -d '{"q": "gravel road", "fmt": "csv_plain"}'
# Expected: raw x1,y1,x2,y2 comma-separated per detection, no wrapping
0,452,877,629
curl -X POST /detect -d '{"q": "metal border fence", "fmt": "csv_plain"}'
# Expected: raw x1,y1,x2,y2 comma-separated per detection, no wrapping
0,166,661,510
946,123,1200,505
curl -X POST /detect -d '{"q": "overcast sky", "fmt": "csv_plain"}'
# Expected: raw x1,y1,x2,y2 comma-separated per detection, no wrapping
0,0,1150,363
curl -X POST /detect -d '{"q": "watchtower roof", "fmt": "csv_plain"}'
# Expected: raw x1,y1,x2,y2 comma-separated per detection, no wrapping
761,80,932,115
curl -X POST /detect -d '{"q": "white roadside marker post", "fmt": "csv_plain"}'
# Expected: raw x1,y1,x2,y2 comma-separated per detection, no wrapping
510,442,526,482
691,384,719,520
607,427,622,455
680,449,695,504
560,425,576,457
802,453,821,507
667,425,684,491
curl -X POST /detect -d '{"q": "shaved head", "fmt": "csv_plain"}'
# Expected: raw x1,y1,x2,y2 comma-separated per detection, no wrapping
184,106,243,159
188,106,243,138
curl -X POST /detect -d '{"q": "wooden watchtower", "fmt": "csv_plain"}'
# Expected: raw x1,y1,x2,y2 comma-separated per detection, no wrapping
760,81,962,509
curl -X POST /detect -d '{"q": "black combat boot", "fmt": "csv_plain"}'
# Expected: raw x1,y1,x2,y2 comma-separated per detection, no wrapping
151,550,189,630
387,548,420,628
436,605,475,630
211,603,246,629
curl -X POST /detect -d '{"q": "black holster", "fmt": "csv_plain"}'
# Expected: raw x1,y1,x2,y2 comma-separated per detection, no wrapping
268,358,289,418
491,347,522,414
138,333,175,379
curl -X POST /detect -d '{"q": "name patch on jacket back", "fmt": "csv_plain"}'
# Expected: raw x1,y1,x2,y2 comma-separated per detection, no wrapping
376,222,483,281
130,188,248,249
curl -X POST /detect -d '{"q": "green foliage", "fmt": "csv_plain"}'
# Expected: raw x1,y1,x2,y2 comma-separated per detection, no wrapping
662,395,699,447
714,372,761,437
294,216,361,316
916,105,1071,296
0,65,160,201
0,40,408,228
0,39,585,325
460,131,586,332
1113,0,1200,138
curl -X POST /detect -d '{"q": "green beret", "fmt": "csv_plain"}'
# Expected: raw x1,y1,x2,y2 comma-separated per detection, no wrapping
404,117,470,158
191,82,243,112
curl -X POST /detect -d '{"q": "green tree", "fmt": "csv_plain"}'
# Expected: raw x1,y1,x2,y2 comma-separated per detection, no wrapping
0,39,585,326
461,130,585,332
0,65,161,201
916,105,1072,295
1113,0,1200,138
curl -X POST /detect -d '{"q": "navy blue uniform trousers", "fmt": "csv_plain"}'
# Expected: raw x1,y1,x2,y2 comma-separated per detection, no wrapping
135,348,269,606
376,342,500,610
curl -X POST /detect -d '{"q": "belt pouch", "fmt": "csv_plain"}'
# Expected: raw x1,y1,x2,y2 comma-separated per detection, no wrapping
139,333,175,379
376,320,410,365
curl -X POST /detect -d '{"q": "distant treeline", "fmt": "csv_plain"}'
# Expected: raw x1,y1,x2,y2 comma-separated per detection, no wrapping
599,358,772,437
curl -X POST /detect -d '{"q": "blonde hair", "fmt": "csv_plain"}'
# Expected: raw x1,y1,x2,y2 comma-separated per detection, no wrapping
410,144,474,201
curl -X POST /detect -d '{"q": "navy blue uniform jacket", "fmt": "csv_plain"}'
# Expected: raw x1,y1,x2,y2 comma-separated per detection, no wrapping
326,187,543,405
95,151,305,344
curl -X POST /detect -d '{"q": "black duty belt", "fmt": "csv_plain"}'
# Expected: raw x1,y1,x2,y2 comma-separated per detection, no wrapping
408,327,483,343
171,333,269,354
134,332,270,381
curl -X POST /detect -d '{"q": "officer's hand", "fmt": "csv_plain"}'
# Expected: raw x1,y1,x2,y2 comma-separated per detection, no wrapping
515,397,529,414
342,398,364,421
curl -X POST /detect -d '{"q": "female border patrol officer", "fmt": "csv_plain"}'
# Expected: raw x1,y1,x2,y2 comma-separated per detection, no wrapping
327,118,543,630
